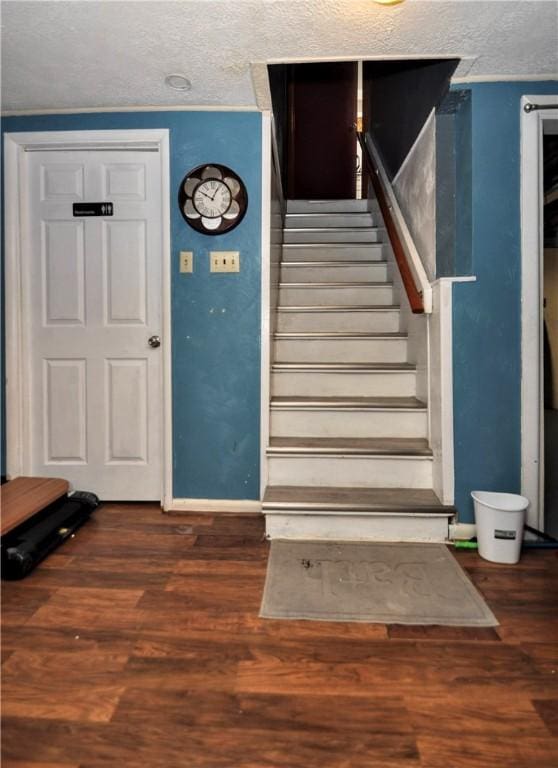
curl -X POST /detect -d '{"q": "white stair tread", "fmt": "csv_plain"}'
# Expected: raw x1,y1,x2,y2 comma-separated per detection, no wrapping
287,199,370,212
277,305,400,312
263,485,453,514
282,260,387,266
274,332,406,339
280,281,392,287
286,227,379,233
268,436,432,456
283,242,378,246
285,214,373,225
271,396,426,410
273,361,415,370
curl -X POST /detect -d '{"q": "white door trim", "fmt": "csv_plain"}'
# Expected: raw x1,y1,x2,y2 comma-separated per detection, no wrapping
520,96,558,529
3,129,173,508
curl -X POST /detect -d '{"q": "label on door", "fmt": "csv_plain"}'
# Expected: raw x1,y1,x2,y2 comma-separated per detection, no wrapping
73,202,114,216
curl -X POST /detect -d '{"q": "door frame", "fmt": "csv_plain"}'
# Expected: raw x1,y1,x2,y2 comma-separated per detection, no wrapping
3,129,173,507
520,96,558,529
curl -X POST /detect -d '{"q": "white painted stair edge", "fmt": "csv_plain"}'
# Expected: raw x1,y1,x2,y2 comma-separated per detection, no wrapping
265,510,451,542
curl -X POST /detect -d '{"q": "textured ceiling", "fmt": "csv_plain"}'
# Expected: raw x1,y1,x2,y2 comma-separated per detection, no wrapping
2,0,557,112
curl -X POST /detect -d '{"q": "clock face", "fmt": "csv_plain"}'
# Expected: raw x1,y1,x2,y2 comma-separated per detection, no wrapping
178,164,248,235
193,179,231,218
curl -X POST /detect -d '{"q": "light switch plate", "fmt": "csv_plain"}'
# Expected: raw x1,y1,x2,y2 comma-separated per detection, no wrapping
179,251,193,273
210,251,240,273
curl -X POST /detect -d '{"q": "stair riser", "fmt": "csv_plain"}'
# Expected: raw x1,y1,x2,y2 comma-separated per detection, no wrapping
270,409,428,439
285,213,375,228
287,199,370,213
264,512,449,542
274,338,408,363
280,286,394,306
267,455,433,489
271,371,416,397
277,310,401,333
280,263,388,282
283,244,384,261
284,229,380,244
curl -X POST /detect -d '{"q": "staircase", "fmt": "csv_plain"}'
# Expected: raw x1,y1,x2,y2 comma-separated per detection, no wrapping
263,198,455,541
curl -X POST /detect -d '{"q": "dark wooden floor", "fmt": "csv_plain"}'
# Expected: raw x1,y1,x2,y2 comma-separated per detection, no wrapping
2,504,558,768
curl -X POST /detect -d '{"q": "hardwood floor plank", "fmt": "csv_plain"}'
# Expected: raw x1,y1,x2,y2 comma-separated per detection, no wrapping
25,588,146,633
129,606,388,641
111,688,414,733
176,545,269,561
417,735,557,768
2,649,130,679
22,565,168,590
37,555,75,570
194,533,266,548
96,503,212,525
160,574,265,608
171,558,267,577
3,762,80,768
1,682,126,723
1,717,420,768
520,642,558,674
119,654,242,692
405,690,546,736
190,517,265,536
58,528,196,558
235,641,558,698
387,625,501,641
1,586,57,626
533,699,558,736
2,649,130,723
1,625,137,656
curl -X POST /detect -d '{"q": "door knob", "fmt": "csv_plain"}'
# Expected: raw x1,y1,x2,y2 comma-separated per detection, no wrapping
148,335,161,348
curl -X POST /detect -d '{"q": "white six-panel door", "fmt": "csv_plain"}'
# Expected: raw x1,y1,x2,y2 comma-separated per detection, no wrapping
24,149,163,499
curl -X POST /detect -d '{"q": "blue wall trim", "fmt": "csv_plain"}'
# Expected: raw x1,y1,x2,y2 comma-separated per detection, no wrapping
451,81,558,522
1,111,263,500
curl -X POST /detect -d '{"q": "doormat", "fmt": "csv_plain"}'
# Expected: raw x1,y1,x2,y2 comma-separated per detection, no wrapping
260,541,498,626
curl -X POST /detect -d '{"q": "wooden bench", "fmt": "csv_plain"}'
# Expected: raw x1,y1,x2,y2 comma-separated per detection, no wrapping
1,477,69,537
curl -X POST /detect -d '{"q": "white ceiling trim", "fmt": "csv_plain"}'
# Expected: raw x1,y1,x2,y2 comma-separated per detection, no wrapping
1,105,261,117
452,74,558,84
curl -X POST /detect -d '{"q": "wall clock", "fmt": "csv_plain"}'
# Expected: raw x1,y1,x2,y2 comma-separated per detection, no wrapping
178,164,248,235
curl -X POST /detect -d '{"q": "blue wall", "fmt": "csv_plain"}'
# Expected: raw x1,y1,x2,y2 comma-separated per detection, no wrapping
1,110,263,500
451,81,558,522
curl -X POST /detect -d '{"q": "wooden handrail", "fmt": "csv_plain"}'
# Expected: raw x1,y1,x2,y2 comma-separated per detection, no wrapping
356,131,428,314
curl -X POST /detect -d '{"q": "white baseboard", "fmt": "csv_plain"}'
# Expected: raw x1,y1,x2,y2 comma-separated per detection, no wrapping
167,498,262,515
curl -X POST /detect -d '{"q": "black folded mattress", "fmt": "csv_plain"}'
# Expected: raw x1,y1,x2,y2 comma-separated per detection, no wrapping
1,491,99,580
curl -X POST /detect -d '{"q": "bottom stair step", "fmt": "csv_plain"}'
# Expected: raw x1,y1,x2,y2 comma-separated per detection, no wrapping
263,486,449,512
263,486,455,542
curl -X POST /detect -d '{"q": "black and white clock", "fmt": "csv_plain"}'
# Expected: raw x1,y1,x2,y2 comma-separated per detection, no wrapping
178,164,248,235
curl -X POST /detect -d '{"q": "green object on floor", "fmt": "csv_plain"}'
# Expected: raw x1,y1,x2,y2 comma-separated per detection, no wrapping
454,540,479,550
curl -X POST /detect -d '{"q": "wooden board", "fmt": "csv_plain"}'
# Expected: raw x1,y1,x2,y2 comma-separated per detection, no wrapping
1,477,69,537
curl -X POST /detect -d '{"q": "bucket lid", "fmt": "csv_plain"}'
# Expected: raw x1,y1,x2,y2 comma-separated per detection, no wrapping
471,490,529,512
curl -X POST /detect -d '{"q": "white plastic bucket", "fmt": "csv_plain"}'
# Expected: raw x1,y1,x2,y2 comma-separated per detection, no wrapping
471,491,529,564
